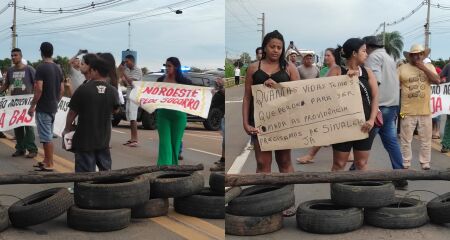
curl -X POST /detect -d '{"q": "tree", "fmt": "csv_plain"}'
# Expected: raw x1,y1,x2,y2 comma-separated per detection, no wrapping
378,31,403,60
240,52,251,65
0,58,11,72
141,67,149,75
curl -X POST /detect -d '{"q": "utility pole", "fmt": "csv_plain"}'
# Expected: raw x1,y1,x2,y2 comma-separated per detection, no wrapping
425,0,431,48
382,22,386,45
128,21,131,50
12,0,17,49
257,13,265,44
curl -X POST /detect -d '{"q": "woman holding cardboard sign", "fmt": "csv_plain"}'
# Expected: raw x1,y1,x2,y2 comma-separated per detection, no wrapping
242,30,300,216
156,57,192,166
331,38,379,171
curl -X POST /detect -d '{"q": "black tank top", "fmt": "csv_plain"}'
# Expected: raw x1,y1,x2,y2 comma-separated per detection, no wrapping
249,61,291,126
342,66,372,120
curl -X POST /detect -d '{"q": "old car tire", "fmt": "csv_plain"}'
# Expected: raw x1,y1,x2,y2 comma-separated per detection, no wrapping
131,198,169,218
203,108,223,131
174,188,224,219
0,205,9,232
67,206,131,232
296,199,363,234
226,185,294,216
75,175,150,210
209,172,225,194
365,198,428,229
8,188,74,228
427,192,450,223
150,171,204,198
331,181,396,208
141,112,156,130
225,212,283,236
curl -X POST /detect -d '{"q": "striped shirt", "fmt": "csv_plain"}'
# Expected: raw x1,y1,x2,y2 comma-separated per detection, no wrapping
124,66,143,89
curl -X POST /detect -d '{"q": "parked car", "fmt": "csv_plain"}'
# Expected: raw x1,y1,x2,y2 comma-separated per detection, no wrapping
113,71,224,131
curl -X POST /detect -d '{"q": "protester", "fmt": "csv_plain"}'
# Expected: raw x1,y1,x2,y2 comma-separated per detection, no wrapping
156,57,192,166
66,49,87,96
0,48,39,158
63,55,120,172
398,44,442,170
297,47,343,164
286,49,299,66
297,53,319,79
242,30,299,216
0,69,6,139
119,54,142,147
362,35,407,188
439,58,450,153
79,53,97,83
234,65,241,85
211,77,226,172
255,47,263,61
28,42,64,171
331,38,379,171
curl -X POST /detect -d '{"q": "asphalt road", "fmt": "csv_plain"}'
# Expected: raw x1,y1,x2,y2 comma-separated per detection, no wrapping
226,84,450,240
0,121,224,240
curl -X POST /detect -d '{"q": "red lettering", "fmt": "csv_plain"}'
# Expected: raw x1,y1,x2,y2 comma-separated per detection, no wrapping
432,97,443,113
143,87,153,94
160,87,167,96
8,110,20,126
0,113,5,128
173,89,180,97
179,89,187,97
166,88,175,96
151,87,159,95
191,90,199,98
16,109,27,124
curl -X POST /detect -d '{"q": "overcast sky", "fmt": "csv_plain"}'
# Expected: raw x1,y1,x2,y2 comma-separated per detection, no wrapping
0,0,224,71
226,0,450,61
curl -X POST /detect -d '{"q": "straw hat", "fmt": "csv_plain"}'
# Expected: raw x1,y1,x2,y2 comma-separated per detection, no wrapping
286,49,299,57
403,44,431,60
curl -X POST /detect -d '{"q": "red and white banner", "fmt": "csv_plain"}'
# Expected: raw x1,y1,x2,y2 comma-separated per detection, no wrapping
0,94,70,136
129,81,213,119
431,83,450,118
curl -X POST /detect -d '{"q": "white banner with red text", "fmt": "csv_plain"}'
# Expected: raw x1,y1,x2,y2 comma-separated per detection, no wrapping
431,83,450,118
129,81,213,119
0,94,70,137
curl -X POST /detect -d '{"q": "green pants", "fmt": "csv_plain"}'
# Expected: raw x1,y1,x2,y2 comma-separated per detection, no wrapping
442,115,450,148
156,109,187,166
14,126,38,153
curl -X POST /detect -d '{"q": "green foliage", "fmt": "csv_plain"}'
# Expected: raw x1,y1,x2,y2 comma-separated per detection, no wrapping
377,31,403,60
432,58,449,69
225,60,234,78
0,58,12,72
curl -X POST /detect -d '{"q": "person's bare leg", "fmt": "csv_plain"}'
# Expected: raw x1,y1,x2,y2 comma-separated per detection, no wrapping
253,138,272,173
275,149,293,173
130,120,138,141
43,142,54,168
332,150,350,171
297,146,321,164
353,150,370,170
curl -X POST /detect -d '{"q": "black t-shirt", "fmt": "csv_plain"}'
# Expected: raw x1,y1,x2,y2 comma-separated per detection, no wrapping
69,80,120,152
35,62,63,113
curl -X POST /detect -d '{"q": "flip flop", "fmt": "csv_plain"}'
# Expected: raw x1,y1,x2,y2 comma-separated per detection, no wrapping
296,156,314,164
33,162,45,168
123,140,133,145
34,165,54,172
127,141,139,147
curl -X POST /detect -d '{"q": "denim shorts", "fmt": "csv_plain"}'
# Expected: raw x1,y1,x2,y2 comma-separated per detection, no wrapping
36,112,55,143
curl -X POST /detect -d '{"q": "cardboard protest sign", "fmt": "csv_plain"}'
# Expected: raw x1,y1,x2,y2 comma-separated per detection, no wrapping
252,75,368,151
431,83,450,118
0,95,70,137
129,81,213,119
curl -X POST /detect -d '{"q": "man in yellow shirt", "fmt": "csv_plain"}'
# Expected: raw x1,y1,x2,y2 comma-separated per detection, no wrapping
398,44,442,170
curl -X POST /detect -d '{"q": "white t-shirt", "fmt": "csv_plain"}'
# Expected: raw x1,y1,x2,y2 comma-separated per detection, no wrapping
234,68,240,77
69,66,85,91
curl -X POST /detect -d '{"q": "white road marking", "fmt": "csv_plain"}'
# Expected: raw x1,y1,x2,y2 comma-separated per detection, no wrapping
226,100,243,104
184,133,221,140
187,148,221,157
226,140,252,191
227,140,251,174
112,129,126,134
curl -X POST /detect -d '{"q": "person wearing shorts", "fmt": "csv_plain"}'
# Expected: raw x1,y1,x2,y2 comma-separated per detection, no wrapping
28,42,64,171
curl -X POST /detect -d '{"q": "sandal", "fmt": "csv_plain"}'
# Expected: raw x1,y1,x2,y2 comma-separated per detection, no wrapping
296,155,314,164
126,141,139,147
282,205,296,217
33,162,45,168
34,165,54,172
123,140,133,145
432,135,441,139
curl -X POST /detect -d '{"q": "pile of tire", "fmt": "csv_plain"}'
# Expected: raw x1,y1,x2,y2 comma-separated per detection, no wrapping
149,171,224,219
8,188,74,229
225,184,295,236
296,181,440,234
69,174,150,232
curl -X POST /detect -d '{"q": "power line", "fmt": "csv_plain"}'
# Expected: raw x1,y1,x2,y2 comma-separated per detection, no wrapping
0,2,11,15
16,0,214,37
236,0,257,24
16,0,124,14
225,3,254,30
373,0,425,34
